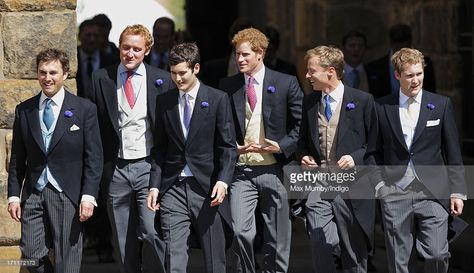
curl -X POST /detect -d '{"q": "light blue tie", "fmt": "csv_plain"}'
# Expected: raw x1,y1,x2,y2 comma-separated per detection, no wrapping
324,95,332,121
183,94,191,130
43,98,53,130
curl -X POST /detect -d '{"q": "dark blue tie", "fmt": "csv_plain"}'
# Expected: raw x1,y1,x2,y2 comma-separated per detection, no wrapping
324,95,332,121
43,98,54,130
351,69,360,89
183,94,191,130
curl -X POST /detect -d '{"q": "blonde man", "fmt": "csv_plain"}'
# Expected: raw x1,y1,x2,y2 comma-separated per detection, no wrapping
86,24,175,273
371,48,467,273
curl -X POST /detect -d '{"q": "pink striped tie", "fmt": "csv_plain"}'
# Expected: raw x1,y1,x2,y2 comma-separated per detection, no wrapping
247,76,257,112
125,71,135,109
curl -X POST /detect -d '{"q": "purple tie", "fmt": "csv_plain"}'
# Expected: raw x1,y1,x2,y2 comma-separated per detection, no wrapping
183,93,191,130
247,76,257,112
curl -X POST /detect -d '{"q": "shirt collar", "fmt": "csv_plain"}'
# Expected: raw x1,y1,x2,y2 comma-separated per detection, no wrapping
245,65,265,86
40,87,65,107
179,80,200,100
399,89,423,106
323,81,344,103
118,62,146,77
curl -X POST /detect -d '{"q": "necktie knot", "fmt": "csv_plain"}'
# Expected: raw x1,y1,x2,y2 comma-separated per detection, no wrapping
246,76,257,112
324,94,332,121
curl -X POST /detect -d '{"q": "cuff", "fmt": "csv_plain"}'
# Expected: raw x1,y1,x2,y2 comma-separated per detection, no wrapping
149,187,159,194
8,196,20,204
374,181,385,197
81,195,97,207
450,193,467,201
216,181,229,191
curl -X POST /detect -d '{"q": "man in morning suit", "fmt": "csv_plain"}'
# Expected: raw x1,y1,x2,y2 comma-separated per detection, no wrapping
298,46,376,273
87,24,174,273
371,48,466,273
147,42,236,273
219,27,303,273
7,48,103,273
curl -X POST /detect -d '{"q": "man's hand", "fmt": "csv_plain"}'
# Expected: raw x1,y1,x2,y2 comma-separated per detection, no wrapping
261,138,280,153
210,182,227,207
7,202,21,222
237,143,252,155
79,201,95,222
301,155,318,169
337,155,355,170
147,190,160,211
450,197,464,216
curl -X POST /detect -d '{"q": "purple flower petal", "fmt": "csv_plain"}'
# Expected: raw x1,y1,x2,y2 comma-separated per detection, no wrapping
64,110,73,118
346,102,356,110
155,79,164,87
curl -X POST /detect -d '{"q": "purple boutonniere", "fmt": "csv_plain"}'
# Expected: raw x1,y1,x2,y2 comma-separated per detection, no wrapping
346,102,356,110
267,86,276,93
427,103,435,110
64,110,73,118
201,101,209,108
155,79,164,87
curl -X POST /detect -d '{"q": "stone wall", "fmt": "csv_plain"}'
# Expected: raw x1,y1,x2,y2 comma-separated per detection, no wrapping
0,0,77,246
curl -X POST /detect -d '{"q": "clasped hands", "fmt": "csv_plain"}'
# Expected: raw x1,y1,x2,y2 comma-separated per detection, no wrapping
238,139,280,154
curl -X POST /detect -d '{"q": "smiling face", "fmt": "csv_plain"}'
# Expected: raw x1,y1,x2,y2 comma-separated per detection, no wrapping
235,41,264,77
305,55,334,92
395,62,424,97
37,60,68,97
119,34,150,71
170,61,200,92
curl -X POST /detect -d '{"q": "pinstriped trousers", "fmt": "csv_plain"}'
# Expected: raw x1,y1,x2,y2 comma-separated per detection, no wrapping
20,183,83,273
379,183,449,273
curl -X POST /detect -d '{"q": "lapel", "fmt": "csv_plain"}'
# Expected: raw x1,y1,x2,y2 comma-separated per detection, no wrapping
307,92,322,157
25,94,47,153
101,66,119,135
336,87,353,146
146,64,158,128
49,91,74,152
412,90,433,145
261,69,274,128
232,74,246,138
384,93,408,151
165,90,185,144
186,85,209,146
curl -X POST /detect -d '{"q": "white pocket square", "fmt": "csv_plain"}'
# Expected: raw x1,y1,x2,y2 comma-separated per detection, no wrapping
70,124,80,131
426,119,440,127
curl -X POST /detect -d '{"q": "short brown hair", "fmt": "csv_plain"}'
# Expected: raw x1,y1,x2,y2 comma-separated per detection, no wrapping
304,45,344,79
169,43,200,68
391,48,425,74
36,48,70,73
232,27,269,53
119,24,153,52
